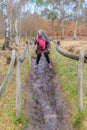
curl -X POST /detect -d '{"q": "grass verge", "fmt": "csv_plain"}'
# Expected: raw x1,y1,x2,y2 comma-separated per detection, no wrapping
50,46,87,130
0,57,30,130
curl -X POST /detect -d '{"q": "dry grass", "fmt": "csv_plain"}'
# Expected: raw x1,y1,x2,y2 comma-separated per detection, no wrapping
54,38,87,54
0,39,30,130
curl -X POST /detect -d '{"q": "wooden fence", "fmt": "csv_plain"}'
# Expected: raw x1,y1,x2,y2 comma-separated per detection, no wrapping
0,49,16,97
0,40,31,117
56,42,87,111
1,37,86,115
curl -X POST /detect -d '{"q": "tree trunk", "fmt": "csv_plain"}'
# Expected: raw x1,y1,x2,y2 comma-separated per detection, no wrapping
73,0,81,40
61,19,64,39
9,10,12,44
2,0,10,49
15,20,20,45
52,19,55,29
19,12,21,41
51,19,53,28
73,19,78,39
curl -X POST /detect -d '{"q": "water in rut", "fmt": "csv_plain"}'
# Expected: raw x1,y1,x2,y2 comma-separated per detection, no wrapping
24,55,73,130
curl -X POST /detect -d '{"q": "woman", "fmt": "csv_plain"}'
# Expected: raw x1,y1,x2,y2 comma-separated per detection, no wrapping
34,30,52,68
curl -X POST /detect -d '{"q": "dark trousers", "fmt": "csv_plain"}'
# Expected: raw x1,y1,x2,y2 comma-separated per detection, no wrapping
36,52,50,65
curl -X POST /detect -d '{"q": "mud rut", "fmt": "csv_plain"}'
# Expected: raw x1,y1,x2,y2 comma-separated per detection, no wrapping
24,55,73,130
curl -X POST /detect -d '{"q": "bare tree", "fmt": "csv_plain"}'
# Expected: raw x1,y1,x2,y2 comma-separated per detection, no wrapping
1,0,10,49
73,0,81,39
73,0,85,39
6,0,28,45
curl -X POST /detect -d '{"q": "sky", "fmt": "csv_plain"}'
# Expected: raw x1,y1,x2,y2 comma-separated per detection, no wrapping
22,0,87,16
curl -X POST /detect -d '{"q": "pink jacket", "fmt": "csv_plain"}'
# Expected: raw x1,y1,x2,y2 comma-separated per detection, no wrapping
34,35,50,54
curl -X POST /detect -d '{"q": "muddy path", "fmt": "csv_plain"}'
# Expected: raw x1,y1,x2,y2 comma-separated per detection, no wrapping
24,55,74,130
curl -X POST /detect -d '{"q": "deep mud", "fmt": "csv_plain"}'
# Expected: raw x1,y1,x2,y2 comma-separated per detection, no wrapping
24,55,73,130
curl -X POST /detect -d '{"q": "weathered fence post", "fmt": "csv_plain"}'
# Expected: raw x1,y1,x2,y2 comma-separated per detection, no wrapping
56,48,58,63
16,51,21,117
78,50,85,111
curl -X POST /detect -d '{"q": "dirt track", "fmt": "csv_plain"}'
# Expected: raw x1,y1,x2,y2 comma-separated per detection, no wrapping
24,55,74,130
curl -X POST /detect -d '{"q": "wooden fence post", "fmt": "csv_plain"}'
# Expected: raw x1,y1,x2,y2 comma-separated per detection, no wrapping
78,50,85,111
56,48,58,64
16,51,21,117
